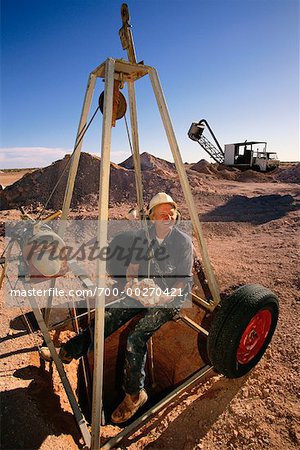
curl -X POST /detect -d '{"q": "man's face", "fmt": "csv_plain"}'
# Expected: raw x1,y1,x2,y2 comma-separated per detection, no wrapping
151,203,177,234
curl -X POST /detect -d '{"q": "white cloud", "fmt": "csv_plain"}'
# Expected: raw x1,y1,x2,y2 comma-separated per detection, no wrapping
0,147,132,169
110,150,130,164
0,147,71,169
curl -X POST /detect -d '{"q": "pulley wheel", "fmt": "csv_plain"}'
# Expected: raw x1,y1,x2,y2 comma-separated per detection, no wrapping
98,91,127,121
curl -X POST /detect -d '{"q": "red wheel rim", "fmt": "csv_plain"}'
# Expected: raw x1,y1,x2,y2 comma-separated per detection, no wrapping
237,309,272,365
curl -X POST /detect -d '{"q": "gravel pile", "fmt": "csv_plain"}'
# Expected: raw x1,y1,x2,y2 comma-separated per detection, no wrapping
0,152,178,210
274,163,300,183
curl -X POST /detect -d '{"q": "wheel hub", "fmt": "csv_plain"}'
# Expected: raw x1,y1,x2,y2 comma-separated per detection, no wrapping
237,309,272,365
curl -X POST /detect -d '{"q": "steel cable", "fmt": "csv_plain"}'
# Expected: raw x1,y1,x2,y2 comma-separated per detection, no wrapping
37,106,100,220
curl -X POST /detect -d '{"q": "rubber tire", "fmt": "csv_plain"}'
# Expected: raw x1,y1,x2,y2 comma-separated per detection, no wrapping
207,284,279,378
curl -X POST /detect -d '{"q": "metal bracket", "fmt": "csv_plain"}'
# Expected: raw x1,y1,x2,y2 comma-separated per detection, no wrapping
119,3,137,64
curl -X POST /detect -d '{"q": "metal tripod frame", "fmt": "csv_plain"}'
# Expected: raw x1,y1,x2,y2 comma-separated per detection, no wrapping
47,57,220,448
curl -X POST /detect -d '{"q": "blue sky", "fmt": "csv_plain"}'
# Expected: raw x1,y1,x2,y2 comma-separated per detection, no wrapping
1,0,299,169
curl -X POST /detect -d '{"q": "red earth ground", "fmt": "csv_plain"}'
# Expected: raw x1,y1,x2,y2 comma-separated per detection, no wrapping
0,155,299,449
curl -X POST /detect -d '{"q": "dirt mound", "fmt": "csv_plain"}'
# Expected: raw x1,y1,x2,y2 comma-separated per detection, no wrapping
120,151,175,173
190,160,280,183
274,163,300,183
214,165,240,180
236,169,272,183
190,159,217,175
190,161,240,181
0,153,133,210
0,152,179,210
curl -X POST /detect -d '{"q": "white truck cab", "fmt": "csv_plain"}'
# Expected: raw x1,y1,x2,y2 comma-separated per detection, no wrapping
224,142,279,172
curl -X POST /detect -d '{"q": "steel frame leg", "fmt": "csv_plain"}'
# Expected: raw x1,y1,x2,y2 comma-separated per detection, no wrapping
148,68,221,306
22,283,91,448
127,81,144,212
60,73,97,228
35,72,98,448
90,57,115,450
43,73,97,325
127,80,157,383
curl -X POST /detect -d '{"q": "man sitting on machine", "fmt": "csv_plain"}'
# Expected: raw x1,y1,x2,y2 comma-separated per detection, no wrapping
49,192,193,423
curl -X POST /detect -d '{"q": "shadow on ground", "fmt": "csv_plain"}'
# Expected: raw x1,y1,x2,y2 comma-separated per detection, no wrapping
122,374,248,449
0,365,80,450
201,194,300,225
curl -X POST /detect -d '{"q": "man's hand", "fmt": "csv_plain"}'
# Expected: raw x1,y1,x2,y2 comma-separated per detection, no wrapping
124,277,139,292
125,278,157,306
125,278,185,307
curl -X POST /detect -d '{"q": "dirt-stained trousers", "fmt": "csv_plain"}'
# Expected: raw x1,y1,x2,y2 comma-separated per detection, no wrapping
62,295,185,395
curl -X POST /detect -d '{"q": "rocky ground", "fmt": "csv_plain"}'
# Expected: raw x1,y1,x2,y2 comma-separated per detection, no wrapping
0,154,299,449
